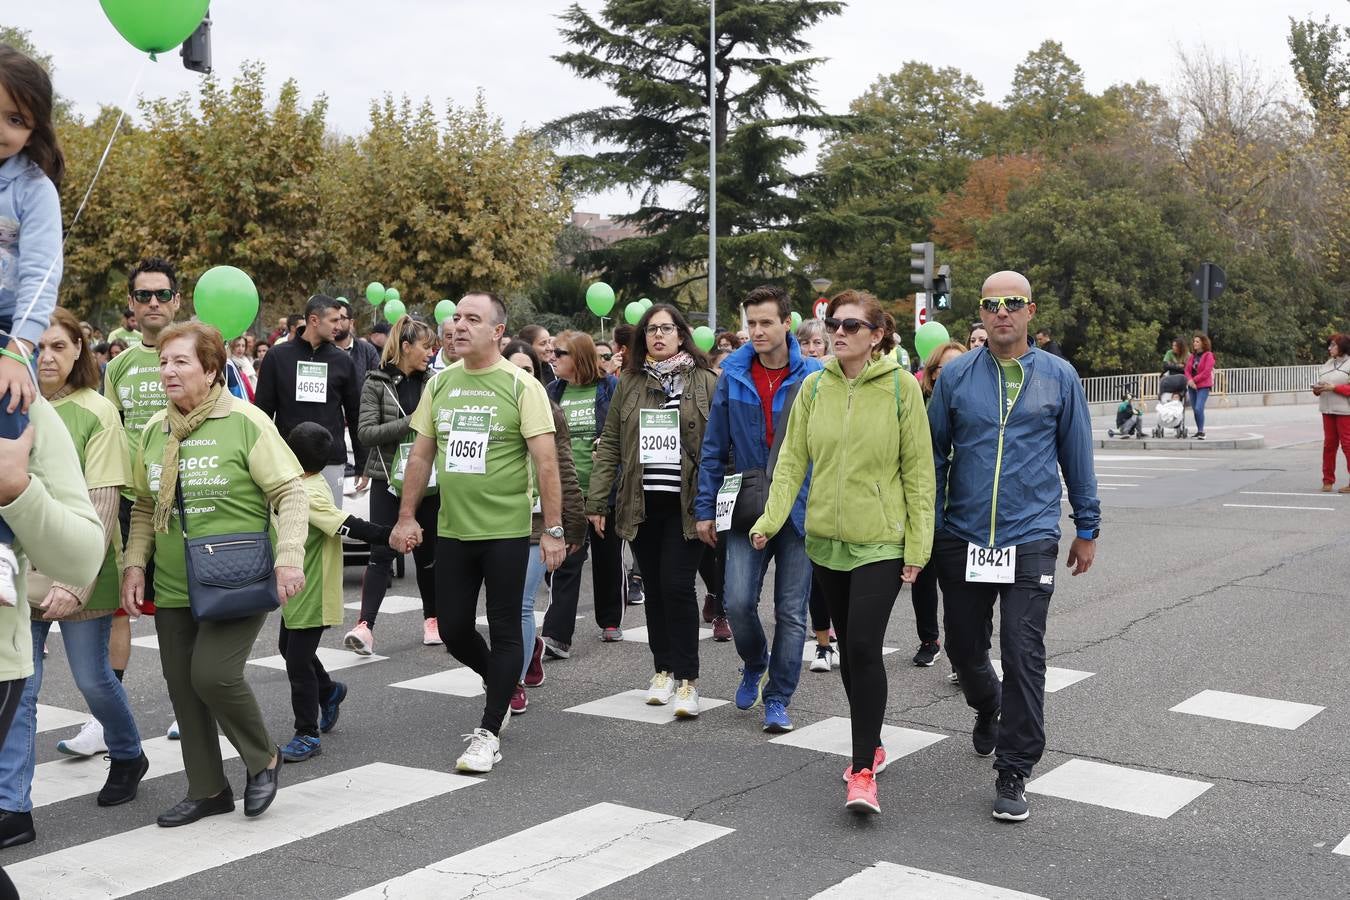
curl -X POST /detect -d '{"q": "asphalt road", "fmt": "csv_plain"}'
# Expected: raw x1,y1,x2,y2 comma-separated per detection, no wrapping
8,405,1350,899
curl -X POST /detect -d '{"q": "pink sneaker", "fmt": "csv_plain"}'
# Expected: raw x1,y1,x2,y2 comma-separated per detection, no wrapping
423,617,442,646
343,621,374,656
510,684,528,715
842,746,889,781
845,768,880,814
524,636,546,687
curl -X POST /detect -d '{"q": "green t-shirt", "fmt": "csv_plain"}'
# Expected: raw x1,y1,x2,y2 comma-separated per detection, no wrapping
104,343,166,498
108,327,142,347
560,383,598,497
409,357,555,541
281,474,349,629
998,357,1024,417
131,399,303,608
49,389,132,611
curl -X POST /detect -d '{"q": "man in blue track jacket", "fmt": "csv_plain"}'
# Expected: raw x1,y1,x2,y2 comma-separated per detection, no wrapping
696,286,821,734
927,270,1100,824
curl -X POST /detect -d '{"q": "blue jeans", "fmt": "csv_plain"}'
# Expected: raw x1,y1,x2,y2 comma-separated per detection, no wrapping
520,545,547,682
1187,386,1210,432
0,616,143,812
722,529,812,706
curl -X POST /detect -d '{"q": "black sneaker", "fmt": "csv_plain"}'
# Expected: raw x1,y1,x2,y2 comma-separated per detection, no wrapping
626,573,645,605
912,641,941,667
973,708,999,757
97,751,150,806
992,770,1029,821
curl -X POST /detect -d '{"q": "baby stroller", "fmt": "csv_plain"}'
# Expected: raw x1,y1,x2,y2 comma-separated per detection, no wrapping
1107,387,1144,439
1152,371,1189,438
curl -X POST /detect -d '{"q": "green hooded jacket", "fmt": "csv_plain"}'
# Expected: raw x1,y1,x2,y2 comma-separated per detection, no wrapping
751,354,935,570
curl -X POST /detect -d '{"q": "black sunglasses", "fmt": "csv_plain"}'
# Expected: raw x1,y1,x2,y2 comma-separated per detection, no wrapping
597,352,613,361
553,349,570,358
131,289,174,304
824,317,877,335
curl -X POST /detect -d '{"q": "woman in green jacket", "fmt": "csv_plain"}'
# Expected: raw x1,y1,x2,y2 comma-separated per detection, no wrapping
751,290,935,816
587,304,717,719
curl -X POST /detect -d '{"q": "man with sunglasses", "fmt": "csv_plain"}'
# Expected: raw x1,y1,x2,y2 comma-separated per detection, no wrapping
927,270,1099,824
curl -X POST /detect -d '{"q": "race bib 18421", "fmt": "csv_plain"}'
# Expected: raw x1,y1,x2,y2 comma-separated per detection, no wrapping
966,542,1016,583
639,409,680,464
444,410,491,475
296,361,328,403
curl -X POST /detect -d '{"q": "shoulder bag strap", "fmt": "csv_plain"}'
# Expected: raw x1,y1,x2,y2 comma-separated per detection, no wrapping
765,378,803,475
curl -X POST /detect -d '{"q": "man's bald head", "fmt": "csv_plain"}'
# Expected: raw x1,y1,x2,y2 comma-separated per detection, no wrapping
981,270,1032,299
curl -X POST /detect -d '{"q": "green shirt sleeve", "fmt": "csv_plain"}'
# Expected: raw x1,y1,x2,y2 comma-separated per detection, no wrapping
81,395,132,490
518,375,555,439
410,380,437,440
304,475,349,537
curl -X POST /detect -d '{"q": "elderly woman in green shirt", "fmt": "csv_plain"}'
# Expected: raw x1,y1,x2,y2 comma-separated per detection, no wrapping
122,322,309,828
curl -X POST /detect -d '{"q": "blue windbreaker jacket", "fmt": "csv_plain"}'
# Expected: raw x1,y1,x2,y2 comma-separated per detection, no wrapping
928,345,1100,547
0,153,62,347
695,335,822,536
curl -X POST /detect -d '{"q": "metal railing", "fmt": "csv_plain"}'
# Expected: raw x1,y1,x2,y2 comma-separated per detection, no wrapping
1080,365,1322,404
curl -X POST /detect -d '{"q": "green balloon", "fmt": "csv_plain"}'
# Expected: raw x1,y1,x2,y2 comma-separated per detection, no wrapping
639,298,653,309
692,325,716,353
99,0,210,54
192,265,258,342
384,287,400,303
434,299,456,325
365,282,385,305
585,282,616,317
383,299,407,325
790,311,802,329
915,321,951,365
624,301,645,325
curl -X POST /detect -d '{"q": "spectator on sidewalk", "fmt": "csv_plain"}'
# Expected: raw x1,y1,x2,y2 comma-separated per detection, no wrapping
1185,333,1215,440
1313,333,1350,492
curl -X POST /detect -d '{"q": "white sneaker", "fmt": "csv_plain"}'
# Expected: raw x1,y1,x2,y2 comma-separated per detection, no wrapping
0,544,17,606
809,645,832,672
57,718,106,757
455,727,501,773
645,671,675,705
673,680,701,718
167,720,180,740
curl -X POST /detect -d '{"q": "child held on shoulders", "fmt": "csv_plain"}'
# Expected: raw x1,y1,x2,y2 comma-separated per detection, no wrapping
276,423,392,763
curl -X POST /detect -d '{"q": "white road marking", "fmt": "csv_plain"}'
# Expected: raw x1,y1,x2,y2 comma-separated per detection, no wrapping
1169,690,1324,730
989,659,1094,693
623,625,713,643
1222,504,1334,511
769,716,945,761
344,594,424,615
249,646,387,671
811,862,1050,899
1026,759,1212,818
341,801,732,898
1240,491,1341,498
35,704,86,734
34,735,237,809
565,689,728,724
390,668,485,698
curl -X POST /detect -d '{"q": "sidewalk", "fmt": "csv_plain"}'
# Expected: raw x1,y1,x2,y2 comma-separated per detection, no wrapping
1091,402,1323,450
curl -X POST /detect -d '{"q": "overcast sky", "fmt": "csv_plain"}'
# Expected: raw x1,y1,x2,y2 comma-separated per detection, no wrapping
7,1,1343,215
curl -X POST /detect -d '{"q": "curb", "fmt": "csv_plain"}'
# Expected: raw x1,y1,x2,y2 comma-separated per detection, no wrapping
1094,433,1264,450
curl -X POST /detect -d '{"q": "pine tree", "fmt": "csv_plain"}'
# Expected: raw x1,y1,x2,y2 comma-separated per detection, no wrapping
544,0,845,319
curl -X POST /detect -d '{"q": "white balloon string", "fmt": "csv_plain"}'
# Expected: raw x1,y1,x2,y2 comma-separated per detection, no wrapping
12,55,148,380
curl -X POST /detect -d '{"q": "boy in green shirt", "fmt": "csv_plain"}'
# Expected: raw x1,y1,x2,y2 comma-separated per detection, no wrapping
277,424,391,762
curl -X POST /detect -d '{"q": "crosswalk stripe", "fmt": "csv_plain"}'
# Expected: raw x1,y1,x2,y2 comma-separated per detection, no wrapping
811,862,1050,898
1026,759,1212,819
340,801,732,899
34,734,237,809
9,763,480,899
345,594,424,614
36,704,86,734
248,646,387,672
391,668,485,697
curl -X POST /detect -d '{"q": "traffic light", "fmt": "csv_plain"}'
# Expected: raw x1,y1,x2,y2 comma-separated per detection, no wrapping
909,242,934,293
932,263,951,310
181,14,212,74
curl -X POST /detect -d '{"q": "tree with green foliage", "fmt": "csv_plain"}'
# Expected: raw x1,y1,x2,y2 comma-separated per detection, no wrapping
544,0,845,318
1000,40,1110,154
1289,13,1350,117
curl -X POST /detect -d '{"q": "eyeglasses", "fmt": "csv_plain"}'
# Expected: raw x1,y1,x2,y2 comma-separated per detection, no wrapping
131,289,174,304
553,349,570,358
979,295,1030,313
598,352,613,361
824,317,877,335
645,324,677,336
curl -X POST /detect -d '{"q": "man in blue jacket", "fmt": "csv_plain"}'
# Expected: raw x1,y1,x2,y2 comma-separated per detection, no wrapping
696,286,821,733
928,270,1100,824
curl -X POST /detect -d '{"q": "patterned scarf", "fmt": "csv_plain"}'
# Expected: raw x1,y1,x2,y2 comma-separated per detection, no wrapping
643,351,695,399
153,383,223,533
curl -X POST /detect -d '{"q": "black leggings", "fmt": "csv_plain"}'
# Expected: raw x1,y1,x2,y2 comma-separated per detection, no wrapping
628,492,702,680
543,519,624,642
813,558,902,773
359,481,438,625
909,562,940,644
278,623,334,737
808,575,831,634
698,541,726,615
436,537,528,736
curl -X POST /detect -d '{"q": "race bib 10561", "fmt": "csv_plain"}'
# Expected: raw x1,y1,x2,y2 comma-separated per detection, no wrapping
444,410,491,475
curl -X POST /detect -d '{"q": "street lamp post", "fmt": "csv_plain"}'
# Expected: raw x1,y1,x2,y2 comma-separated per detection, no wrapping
708,0,717,332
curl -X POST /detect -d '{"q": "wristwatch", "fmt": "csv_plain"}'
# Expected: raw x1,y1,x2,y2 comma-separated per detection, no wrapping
1077,527,1100,540
544,525,565,539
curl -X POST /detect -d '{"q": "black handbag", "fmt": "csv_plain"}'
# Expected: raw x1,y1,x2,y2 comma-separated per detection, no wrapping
176,482,280,622
729,380,801,533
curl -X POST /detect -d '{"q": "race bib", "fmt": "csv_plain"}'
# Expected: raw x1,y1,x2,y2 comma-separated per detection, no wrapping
639,409,680,464
296,361,328,403
390,441,436,495
147,463,163,493
444,410,491,475
714,473,742,532
966,543,1016,584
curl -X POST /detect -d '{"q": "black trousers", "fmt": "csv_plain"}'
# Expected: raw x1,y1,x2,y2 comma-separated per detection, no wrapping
628,492,702,680
0,678,22,900
542,518,624,643
813,558,902,773
808,573,831,633
278,623,334,737
910,561,941,644
118,496,155,602
359,482,438,625
436,537,528,736
933,530,1057,777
